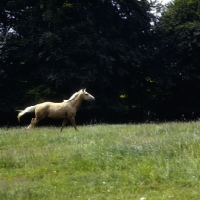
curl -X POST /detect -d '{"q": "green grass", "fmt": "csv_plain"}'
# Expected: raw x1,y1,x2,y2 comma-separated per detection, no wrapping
1,122,200,199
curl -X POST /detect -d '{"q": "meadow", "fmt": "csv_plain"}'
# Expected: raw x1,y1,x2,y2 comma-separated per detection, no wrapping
0,122,200,200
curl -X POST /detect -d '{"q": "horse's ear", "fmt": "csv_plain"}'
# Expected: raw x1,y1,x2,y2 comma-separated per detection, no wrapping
83,88,86,92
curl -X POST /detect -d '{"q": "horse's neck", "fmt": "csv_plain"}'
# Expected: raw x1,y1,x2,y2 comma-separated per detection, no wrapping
70,95,83,110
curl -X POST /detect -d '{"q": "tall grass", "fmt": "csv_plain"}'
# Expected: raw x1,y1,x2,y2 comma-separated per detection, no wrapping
0,122,200,199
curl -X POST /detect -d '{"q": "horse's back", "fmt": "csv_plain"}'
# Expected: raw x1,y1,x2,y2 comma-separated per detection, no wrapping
36,102,66,112
35,101,72,119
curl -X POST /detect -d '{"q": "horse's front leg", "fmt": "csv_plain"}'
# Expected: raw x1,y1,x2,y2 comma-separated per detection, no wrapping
60,118,68,132
69,117,77,131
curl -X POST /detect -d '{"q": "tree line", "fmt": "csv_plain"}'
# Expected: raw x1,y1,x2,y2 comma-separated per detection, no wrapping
0,0,200,126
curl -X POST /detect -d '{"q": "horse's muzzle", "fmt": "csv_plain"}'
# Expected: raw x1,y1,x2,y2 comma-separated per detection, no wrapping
89,96,95,101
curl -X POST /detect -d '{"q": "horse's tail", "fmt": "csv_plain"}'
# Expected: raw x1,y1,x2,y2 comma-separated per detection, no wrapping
17,105,37,122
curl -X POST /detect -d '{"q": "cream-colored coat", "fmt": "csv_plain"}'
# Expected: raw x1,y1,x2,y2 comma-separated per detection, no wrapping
17,89,95,131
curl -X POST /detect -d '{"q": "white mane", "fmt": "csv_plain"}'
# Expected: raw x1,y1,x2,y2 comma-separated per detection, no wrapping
63,90,82,102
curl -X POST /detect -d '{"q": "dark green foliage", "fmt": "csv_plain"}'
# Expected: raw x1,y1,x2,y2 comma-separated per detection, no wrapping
0,0,154,124
155,0,200,120
1,0,200,124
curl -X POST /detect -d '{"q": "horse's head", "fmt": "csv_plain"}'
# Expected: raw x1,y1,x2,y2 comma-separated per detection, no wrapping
81,88,95,101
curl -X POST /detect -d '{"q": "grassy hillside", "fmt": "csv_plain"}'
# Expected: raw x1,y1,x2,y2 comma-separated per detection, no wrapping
0,122,200,199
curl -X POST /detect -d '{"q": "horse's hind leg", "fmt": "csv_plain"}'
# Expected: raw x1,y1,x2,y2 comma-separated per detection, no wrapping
60,118,68,132
26,117,41,129
26,118,35,129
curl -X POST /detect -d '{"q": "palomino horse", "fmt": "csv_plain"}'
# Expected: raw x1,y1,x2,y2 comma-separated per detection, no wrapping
17,89,95,131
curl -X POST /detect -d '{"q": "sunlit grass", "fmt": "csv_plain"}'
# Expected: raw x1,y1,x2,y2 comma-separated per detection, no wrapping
0,122,200,199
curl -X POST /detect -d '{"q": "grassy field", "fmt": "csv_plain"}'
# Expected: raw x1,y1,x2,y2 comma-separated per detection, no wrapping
0,122,200,200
